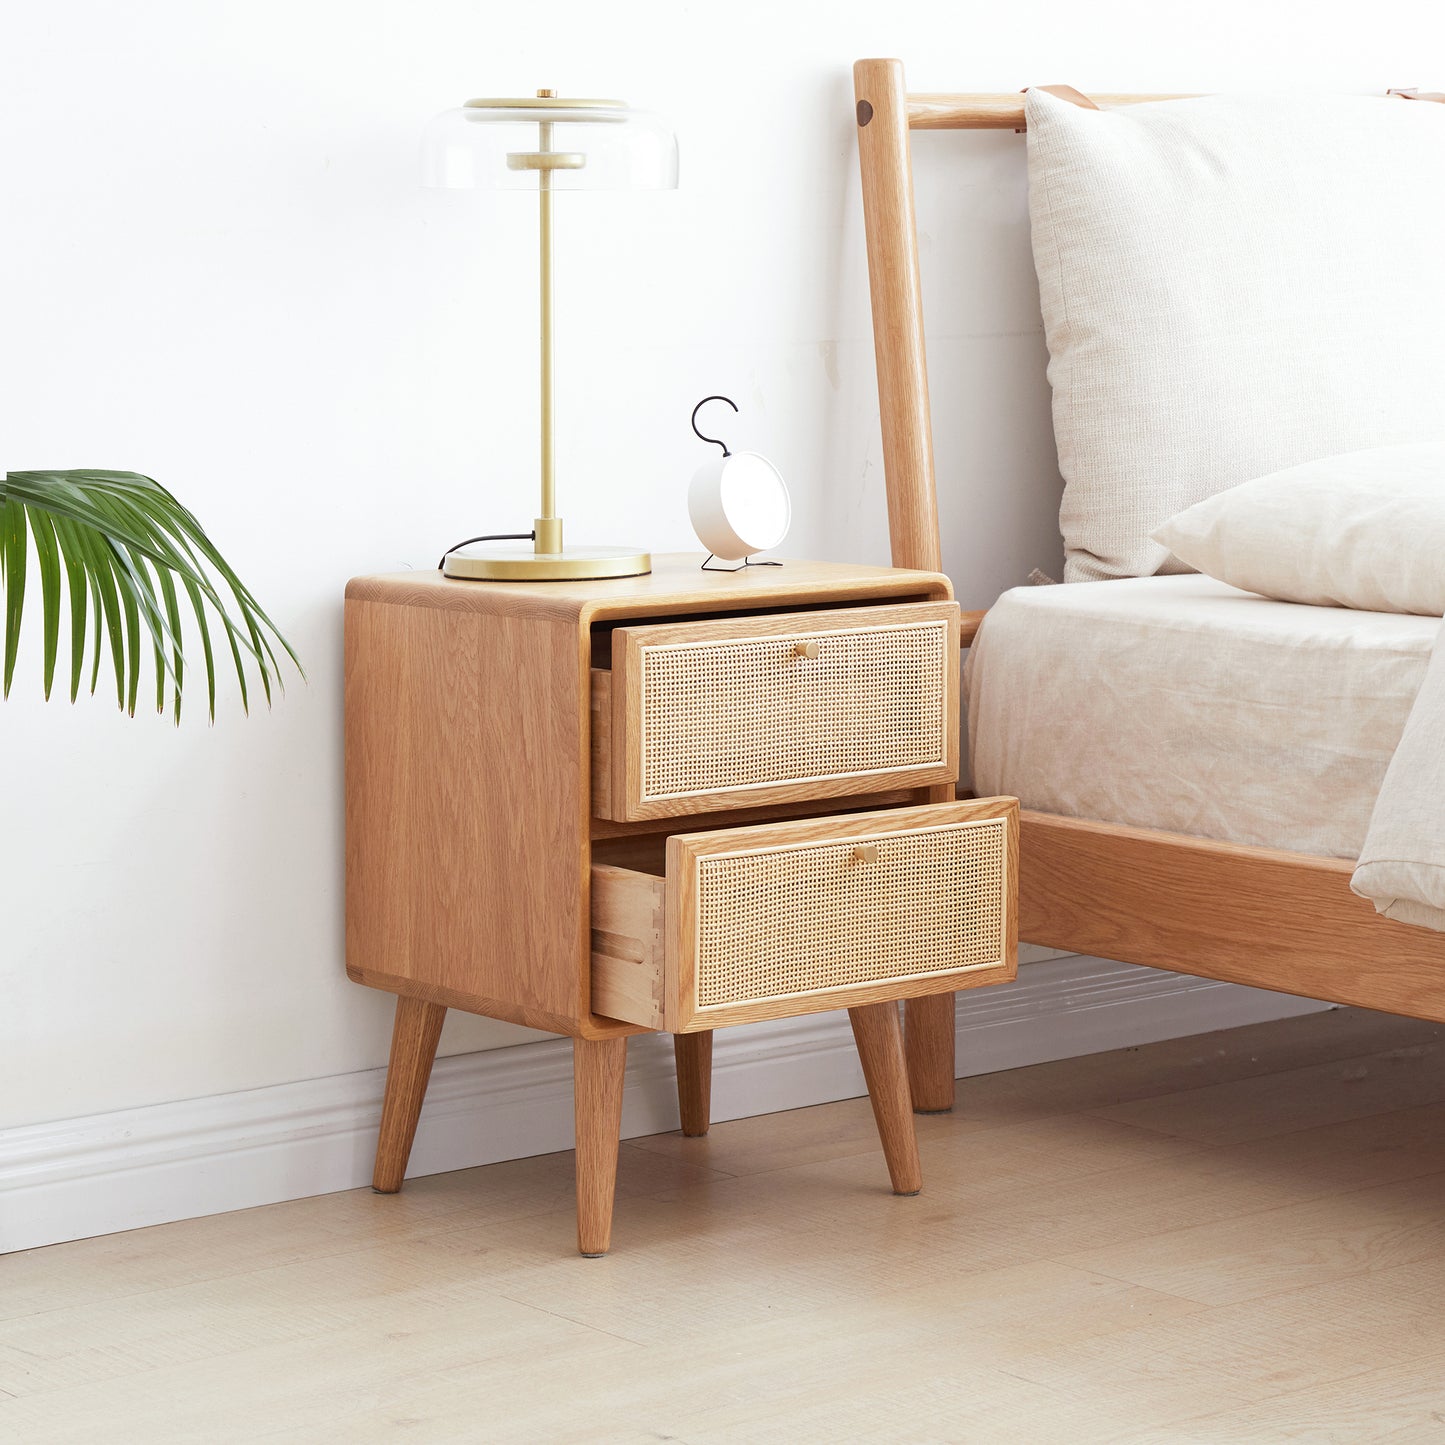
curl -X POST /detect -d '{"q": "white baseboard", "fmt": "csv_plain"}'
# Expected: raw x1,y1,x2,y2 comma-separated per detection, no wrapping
2,957,1328,1254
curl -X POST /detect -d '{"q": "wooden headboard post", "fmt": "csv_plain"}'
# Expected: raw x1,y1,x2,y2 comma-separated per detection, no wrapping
854,58,942,574
854,58,957,1111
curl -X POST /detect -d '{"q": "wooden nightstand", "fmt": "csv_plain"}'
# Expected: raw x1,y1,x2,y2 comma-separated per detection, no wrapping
345,555,1018,1254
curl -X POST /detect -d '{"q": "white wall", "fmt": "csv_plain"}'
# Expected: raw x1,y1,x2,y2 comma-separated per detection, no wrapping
3,0,1439,1131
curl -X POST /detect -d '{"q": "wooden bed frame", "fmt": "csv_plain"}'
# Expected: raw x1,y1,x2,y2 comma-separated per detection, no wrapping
851,58,1445,1111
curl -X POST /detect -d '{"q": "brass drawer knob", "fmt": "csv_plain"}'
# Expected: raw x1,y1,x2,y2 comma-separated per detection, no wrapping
793,639,820,659
852,843,879,864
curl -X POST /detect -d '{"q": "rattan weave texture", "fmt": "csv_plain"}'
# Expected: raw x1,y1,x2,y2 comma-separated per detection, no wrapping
693,817,1007,1009
640,621,948,801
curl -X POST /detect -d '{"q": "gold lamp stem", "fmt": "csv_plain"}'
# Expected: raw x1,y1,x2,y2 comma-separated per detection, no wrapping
534,91,562,557
438,88,651,581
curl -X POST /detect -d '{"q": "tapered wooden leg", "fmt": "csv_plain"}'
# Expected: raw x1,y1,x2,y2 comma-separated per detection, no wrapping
673,1032,713,1137
372,996,447,1193
574,1035,628,1257
905,992,956,1114
850,1001,923,1195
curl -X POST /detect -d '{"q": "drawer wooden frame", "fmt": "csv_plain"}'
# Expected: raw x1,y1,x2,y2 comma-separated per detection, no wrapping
592,799,1019,1033
598,602,961,822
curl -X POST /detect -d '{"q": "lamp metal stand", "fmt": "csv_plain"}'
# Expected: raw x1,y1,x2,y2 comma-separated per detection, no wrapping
443,89,652,582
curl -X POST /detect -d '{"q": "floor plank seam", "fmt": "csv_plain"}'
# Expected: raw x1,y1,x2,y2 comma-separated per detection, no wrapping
1134,1353,1434,1438
671,1141,893,1181
620,1139,743,1179
1072,1040,1445,1141
1053,1158,1445,1263
1030,1257,1209,1308
493,1296,651,1349
0,1239,453,1329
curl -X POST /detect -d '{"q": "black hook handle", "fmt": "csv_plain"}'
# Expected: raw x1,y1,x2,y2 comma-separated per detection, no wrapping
691,395,738,458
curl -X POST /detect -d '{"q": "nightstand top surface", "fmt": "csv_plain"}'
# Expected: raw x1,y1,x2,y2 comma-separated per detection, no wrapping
346,553,953,622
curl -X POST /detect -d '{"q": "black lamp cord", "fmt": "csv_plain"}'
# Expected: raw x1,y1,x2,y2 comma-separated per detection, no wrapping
437,531,533,570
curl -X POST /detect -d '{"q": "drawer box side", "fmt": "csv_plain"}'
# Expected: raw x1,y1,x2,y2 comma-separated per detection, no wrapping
591,863,667,1027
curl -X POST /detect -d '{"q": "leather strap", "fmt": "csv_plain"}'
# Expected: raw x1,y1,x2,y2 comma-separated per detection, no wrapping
1388,88,1445,103
1031,84,1100,111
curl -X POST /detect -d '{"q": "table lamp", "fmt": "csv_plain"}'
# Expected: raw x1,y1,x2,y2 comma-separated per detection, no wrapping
425,90,678,580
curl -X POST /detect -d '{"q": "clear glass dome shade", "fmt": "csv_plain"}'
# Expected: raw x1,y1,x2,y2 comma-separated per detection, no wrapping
422,99,678,192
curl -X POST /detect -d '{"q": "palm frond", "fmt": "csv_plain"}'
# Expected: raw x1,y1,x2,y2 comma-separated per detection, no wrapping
0,470,301,719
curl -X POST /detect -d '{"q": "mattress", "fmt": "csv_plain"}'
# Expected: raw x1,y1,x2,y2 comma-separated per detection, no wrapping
965,575,1441,859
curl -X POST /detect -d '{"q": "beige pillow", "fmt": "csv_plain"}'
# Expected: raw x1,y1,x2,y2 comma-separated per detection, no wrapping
1153,443,1445,615
1025,89,1445,583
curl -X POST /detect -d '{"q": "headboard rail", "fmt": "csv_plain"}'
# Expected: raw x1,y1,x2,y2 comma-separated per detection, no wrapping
904,91,1193,131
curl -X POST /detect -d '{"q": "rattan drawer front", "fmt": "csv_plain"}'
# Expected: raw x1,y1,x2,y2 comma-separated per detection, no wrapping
599,602,960,821
590,799,1017,1031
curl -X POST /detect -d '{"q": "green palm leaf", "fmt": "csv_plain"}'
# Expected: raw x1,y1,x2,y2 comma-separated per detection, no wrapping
0,470,300,719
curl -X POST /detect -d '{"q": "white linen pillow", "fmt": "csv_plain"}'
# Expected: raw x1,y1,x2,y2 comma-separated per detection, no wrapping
1025,89,1445,583
1153,443,1445,616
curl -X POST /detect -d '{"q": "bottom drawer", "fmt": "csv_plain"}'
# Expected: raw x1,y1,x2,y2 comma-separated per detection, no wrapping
591,799,1018,1032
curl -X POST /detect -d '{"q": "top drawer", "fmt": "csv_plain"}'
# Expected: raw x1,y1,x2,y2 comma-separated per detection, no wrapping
592,601,960,821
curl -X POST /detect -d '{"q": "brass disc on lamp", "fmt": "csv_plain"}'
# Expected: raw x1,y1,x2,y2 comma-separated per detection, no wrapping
424,91,678,581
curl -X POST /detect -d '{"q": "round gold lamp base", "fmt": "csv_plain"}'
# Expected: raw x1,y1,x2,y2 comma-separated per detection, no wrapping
442,544,652,582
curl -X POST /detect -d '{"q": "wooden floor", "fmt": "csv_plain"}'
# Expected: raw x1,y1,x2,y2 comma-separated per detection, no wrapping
8,1008,1445,1443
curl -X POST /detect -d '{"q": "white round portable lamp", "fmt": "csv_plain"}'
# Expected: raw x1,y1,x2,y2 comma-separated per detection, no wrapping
686,396,792,568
